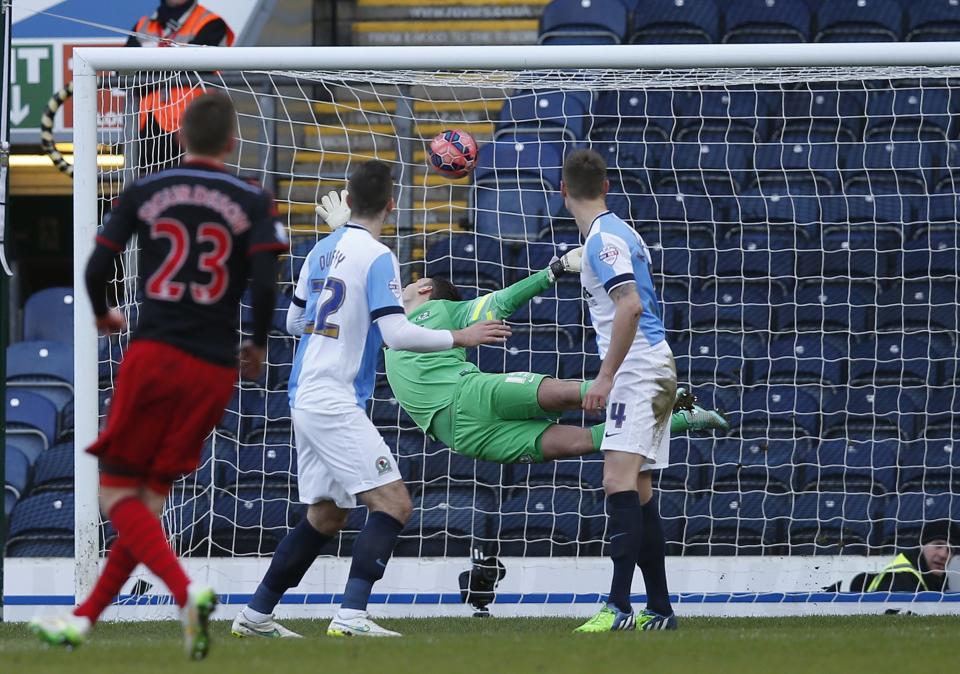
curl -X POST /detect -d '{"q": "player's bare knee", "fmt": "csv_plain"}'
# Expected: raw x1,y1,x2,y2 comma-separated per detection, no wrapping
361,480,413,524
307,500,347,535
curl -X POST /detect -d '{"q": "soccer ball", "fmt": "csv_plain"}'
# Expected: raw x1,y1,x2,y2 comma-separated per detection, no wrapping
428,129,478,179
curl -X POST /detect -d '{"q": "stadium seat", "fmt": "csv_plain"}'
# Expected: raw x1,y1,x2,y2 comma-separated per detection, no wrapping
671,88,764,142
780,278,879,334
670,141,754,192
165,489,212,556
5,390,58,462
591,89,675,141
684,492,791,555
901,223,960,279
499,327,572,378
4,445,30,515
814,0,902,43
674,332,762,386
712,224,799,279
369,385,409,427
753,142,844,191
212,490,296,555
629,0,720,44
899,437,960,494
227,435,297,491
922,385,960,438
513,457,604,494
796,438,897,495
883,492,960,550
775,86,865,144
848,140,945,190
826,385,924,441
722,0,811,44
401,485,496,557
497,485,587,556
474,184,555,241
6,341,74,411
23,287,74,343
740,384,822,438
876,279,959,332
655,439,710,497
788,492,878,555
906,0,960,42
496,91,592,144
653,490,689,554
738,183,822,228
475,139,564,188
538,0,627,45
29,443,75,494
425,233,516,289
849,333,956,387
798,223,902,280
863,88,952,142
763,333,847,386
690,278,787,332
5,491,74,558
422,446,504,488
707,438,796,494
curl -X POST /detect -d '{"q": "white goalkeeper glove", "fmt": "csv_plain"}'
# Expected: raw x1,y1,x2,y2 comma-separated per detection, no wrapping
547,246,584,282
315,189,351,230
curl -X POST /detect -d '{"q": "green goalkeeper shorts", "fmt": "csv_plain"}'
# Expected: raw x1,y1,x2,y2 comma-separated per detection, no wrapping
429,371,554,464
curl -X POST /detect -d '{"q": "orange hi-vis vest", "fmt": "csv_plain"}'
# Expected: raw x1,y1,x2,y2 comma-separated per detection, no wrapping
134,3,235,132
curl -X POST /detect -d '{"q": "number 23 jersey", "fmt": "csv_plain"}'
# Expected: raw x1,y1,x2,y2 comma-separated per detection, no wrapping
289,225,405,410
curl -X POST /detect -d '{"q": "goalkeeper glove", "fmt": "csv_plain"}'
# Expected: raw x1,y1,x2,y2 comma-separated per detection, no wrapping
315,189,351,230
547,246,584,282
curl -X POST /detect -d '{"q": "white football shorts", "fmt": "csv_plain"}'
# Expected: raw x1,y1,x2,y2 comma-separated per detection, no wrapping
599,340,678,471
292,403,401,508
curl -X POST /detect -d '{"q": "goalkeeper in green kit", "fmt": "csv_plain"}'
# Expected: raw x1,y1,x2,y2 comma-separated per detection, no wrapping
317,191,728,464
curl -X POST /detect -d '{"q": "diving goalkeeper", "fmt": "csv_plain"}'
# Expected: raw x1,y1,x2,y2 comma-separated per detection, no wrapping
316,191,727,465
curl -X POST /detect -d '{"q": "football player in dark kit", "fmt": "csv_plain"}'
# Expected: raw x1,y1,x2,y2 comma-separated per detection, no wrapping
30,93,286,660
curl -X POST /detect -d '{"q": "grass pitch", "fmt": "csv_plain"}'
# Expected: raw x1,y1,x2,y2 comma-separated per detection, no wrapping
1,615,957,674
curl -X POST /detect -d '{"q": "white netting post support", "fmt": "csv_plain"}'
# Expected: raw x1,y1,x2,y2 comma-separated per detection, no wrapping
72,57,102,603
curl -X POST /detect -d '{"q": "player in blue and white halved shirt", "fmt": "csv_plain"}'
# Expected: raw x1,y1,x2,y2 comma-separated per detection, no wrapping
232,161,510,639
563,149,679,634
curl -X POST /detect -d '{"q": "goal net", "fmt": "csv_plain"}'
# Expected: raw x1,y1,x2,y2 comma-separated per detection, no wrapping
65,46,960,618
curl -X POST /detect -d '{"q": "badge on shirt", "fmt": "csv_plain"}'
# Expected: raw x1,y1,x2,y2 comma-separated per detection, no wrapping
416,310,431,321
599,245,619,265
388,279,401,298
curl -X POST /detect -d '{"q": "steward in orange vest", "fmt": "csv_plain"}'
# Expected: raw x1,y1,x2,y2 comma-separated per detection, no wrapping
127,0,235,134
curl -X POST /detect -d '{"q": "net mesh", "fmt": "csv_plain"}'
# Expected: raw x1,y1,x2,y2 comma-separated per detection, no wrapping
93,66,959,584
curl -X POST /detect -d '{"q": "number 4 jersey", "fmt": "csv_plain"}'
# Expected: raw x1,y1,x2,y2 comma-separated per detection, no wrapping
95,159,287,365
288,225,405,410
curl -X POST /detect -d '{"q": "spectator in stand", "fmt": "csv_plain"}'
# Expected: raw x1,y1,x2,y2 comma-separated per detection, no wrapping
127,0,235,173
865,521,956,593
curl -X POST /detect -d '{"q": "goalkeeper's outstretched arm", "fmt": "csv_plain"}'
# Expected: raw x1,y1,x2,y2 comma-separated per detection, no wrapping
455,248,583,327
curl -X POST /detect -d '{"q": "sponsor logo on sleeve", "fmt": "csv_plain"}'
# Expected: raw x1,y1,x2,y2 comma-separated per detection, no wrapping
599,245,619,265
375,456,393,476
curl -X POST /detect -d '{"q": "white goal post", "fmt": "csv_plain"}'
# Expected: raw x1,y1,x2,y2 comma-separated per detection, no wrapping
53,43,960,620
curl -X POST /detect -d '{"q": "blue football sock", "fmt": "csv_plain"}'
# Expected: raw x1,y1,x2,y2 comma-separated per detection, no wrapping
248,518,330,615
606,490,643,614
341,511,404,611
637,498,673,616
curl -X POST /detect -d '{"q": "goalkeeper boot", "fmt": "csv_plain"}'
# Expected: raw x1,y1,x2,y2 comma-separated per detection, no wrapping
232,609,302,639
675,387,729,433
636,609,678,631
327,609,401,637
181,585,218,660
573,604,636,633
29,614,91,649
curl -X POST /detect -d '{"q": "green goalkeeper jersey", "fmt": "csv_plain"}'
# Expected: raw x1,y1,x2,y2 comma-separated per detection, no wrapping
384,269,554,434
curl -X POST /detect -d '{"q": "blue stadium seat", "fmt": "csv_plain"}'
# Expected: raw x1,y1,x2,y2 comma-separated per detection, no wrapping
906,0,960,41
538,0,627,45
475,139,564,188
849,333,956,387
923,386,960,437
708,438,796,494
825,385,924,441
899,437,960,494
655,438,710,497
796,439,897,496
4,445,30,514
511,293,583,336
23,287,74,343
863,88,952,141
814,0,902,43
722,0,811,43
848,140,946,190
592,89,675,140
30,443,75,494
798,223,902,279
630,0,720,44
212,490,296,555
876,279,959,331
671,88,764,142
775,86,865,143
226,435,297,491
883,492,960,549
422,446,504,487
753,142,844,191
738,182,822,227
499,327,572,378
6,341,74,410
369,384,409,427
496,91,592,143
165,489,212,556
780,278,879,334
593,131,664,174
401,485,496,556
712,224,799,279
763,333,847,386
646,185,727,228
674,332,762,386
788,492,878,555
684,492,790,555
474,184,555,241
5,390,58,462
690,278,787,332
497,485,587,556
740,384,822,438
6,491,74,557
670,141,754,191
901,223,960,279
265,333,295,391
425,233,515,289
653,490,688,554
97,334,124,383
